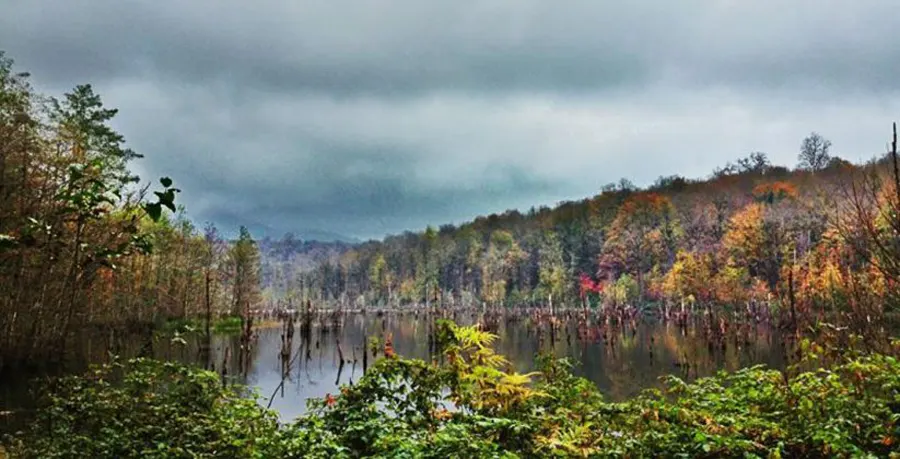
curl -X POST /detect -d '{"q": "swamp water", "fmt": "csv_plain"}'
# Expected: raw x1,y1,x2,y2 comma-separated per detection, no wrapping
0,310,789,430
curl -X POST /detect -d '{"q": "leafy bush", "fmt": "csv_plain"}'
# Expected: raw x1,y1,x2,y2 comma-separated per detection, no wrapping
7,324,900,458
6,358,281,458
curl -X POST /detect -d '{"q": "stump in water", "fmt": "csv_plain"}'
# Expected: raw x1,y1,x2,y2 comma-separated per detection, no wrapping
220,346,231,387
238,315,254,377
335,338,346,385
362,341,368,373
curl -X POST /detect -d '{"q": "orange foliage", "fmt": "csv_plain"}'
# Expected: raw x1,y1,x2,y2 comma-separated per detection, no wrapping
752,181,798,204
618,193,674,216
790,229,886,314
98,267,115,283
384,332,395,359
723,203,765,263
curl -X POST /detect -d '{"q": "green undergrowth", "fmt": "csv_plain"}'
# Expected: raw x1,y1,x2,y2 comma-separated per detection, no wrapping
5,322,900,458
211,316,244,334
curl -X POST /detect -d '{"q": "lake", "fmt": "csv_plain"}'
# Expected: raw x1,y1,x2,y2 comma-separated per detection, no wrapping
0,309,790,429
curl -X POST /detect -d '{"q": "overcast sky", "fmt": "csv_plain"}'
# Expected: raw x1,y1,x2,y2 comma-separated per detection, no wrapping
3,0,899,240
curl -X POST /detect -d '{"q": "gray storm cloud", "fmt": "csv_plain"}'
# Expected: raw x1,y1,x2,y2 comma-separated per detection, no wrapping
2,0,899,239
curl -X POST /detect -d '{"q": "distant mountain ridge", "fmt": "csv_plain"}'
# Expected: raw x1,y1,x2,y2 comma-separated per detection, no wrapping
225,222,360,244
256,234,354,294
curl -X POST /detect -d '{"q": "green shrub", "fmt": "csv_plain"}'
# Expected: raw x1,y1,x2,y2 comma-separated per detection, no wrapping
6,358,281,458
7,324,900,458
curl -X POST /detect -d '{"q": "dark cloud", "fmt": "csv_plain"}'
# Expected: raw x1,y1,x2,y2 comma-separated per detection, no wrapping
8,0,900,96
2,0,900,239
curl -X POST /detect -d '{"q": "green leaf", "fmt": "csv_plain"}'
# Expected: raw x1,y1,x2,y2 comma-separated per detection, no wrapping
144,202,162,222
161,190,176,212
160,177,172,188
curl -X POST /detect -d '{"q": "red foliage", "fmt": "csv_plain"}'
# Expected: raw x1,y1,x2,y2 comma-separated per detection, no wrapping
579,273,603,298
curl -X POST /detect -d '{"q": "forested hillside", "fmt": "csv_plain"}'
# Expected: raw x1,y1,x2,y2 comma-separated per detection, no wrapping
257,235,351,302
294,135,899,327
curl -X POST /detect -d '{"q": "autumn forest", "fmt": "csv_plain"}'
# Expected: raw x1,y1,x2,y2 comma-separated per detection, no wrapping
3,48,900,457
280,128,899,337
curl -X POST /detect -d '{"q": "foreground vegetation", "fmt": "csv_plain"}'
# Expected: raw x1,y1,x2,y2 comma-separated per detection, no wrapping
6,322,899,458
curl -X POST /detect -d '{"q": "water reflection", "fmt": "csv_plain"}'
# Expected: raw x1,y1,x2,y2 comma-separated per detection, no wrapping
212,312,787,421
0,311,788,426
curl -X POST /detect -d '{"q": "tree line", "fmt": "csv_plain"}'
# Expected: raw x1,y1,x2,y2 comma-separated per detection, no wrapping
286,127,899,332
0,53,262,370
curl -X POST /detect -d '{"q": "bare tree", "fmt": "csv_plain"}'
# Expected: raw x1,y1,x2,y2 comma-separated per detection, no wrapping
737,151,771,174
798,132,832,171
838,124,900,316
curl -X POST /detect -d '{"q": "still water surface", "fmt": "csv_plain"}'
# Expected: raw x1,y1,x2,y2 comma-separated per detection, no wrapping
0,311,789,427
208,312,787,420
